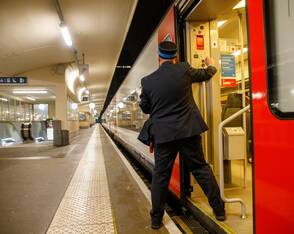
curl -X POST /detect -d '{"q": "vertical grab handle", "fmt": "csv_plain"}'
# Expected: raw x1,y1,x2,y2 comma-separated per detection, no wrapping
218,105,250,219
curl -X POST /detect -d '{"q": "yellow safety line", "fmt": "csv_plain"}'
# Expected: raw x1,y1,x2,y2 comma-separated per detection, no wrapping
111,208,119,234
172,216,193,234
187,198,237,234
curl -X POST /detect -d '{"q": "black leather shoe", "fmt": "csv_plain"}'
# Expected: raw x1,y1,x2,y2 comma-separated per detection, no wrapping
151,222,163,229
213,209,226,221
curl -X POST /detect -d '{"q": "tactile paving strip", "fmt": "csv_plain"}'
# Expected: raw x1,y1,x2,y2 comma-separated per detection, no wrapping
47,127,115,234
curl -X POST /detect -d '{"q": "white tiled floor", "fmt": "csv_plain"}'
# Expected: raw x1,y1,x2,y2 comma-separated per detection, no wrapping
46,127,115,234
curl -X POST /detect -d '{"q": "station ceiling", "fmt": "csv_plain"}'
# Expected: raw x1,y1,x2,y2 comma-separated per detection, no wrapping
0,0,137,111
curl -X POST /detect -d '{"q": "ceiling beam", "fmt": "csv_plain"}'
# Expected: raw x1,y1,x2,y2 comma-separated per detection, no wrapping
100,0,175,116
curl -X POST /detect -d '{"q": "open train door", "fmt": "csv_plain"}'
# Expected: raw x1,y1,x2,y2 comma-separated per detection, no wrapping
176,0,254,233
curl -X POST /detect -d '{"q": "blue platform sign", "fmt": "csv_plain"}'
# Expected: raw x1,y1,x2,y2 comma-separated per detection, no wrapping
0,77,27,84
221,54,236,77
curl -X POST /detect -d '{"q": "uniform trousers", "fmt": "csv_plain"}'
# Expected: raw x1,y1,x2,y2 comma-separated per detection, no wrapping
150,135,224,223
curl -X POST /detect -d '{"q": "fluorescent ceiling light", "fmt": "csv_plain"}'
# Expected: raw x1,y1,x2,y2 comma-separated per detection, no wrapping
116,65,131,69
0,97,8,102
217,20,227,28
79,74,85,82
232,47,248,56
233,0,245,9
26,97,36,101
13,90,47,94
60,24,73,47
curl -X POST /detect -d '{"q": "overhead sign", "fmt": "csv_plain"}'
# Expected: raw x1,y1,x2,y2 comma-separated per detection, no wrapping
0,77,27,84
221,54,236,77
82,96,89,102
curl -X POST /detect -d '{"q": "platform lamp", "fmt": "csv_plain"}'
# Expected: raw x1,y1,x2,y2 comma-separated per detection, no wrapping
60,23,72,47
79,54,89,82
89,102,95,110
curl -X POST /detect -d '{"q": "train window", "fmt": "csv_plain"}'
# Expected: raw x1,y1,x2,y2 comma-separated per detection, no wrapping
264,0,294,118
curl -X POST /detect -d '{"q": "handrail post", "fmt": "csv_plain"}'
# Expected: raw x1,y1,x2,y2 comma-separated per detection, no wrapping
218,105,250,219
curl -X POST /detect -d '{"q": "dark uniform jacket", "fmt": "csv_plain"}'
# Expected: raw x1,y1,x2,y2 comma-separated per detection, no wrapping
139,61,217,144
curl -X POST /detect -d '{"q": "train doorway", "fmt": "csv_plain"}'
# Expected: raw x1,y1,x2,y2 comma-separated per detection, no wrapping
180,1,253,233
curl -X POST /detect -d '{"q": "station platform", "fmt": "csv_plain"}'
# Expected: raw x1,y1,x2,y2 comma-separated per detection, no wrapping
0,125,180,234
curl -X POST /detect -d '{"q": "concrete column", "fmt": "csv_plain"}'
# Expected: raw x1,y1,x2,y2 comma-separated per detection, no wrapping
54,84,68,130
48,101,55,119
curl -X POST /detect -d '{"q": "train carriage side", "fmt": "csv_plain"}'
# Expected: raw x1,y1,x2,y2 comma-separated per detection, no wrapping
248,0,294,233
103,0,294,233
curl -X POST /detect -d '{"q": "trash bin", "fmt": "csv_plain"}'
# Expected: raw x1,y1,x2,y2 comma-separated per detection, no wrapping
223,127,245,160
53,120,62,146
53,120,69,146
61,130,69,146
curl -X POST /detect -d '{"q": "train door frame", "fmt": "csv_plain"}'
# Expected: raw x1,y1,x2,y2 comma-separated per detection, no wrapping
173,5,193,199
174,0,205,199
176,0,221,191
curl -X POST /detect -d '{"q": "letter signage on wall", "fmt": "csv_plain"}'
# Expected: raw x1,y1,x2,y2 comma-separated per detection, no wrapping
0,77,27,84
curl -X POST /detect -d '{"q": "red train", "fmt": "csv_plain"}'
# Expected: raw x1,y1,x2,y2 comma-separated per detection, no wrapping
104,0,294,233
248,0,294,233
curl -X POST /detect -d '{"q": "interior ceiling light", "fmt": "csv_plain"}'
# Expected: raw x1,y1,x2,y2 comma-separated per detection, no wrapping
0,97,8,102
13,90,48,94
217,20,227,28
232,47,248,56
26,97,36,101
60,23,73,47
79,74,85,82
85,90,90,95
233,0,245,9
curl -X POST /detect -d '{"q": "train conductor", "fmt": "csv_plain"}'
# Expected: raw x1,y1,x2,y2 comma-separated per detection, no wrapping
139,41,225,229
